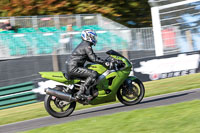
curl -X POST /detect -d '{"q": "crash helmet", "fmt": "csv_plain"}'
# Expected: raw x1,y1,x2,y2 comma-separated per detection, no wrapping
81,29,97,45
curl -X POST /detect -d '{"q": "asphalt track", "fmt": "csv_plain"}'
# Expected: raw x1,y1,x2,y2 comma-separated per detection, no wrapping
1,88,200,133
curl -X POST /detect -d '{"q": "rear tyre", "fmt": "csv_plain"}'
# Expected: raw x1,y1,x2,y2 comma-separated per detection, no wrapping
44,94,76,118
117,78,145,106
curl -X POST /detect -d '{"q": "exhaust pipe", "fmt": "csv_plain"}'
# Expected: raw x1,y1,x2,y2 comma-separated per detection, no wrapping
45,88,76,102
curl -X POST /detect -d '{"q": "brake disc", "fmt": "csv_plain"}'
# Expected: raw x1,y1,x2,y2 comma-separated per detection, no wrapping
59,101,70,107
123,83,139,99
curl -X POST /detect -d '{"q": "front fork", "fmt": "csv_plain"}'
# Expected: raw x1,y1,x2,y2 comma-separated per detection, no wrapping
121,76,139,97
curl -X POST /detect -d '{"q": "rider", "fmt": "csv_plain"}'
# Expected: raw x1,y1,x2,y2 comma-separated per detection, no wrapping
66,29,110,99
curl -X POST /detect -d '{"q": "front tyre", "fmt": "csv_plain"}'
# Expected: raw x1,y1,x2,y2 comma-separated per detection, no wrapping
44,95,76,118
117,78,145,106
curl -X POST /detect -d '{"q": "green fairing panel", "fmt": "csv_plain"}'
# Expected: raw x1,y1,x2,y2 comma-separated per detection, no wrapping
96,78,109,93
89,53,132,105
86,64,107,74
89,94,116,105
110,55,132,69
106,70,130,94
39,72,80,84
90,70,130,105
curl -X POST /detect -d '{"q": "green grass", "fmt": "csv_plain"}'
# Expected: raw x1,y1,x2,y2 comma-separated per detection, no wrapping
23,99,200,133
144,73,200,97
0,73,200,126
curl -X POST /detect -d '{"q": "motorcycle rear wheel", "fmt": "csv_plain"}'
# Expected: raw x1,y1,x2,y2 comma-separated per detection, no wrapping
44,94,76,118
117,78,145,106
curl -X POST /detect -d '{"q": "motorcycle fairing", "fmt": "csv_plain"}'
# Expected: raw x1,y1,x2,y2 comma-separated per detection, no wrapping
89,69,130,105
86,64,107,74
88,53,132,105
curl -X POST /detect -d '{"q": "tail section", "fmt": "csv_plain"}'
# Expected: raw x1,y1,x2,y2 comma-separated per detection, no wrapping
39,71,81,84
39,72,67,83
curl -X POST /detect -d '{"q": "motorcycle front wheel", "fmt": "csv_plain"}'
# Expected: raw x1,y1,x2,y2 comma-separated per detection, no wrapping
44,94,76,118
117,78,145,106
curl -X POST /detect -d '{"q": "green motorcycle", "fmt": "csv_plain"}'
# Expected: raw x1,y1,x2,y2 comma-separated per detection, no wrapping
39,50,145,118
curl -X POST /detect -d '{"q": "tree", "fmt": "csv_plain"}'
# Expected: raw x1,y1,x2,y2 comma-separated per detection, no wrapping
0,0,152,28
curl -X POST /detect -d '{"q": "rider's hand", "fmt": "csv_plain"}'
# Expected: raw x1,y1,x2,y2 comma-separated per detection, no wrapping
104,61,115,70
104,61,111,67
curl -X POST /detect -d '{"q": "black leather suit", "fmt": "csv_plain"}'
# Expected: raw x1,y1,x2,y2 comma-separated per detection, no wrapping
66,40,105,94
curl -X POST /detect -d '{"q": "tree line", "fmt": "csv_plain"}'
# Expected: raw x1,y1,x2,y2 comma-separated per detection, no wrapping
0,0,152,28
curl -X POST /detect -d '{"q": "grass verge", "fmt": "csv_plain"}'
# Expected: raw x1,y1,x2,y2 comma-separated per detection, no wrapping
23,99,200,133
0,73,200,125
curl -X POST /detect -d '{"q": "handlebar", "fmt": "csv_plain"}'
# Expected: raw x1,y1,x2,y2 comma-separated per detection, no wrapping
108,59,125,71
108,60,116,70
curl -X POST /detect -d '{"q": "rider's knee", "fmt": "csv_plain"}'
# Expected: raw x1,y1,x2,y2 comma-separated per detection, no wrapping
91,71,98,79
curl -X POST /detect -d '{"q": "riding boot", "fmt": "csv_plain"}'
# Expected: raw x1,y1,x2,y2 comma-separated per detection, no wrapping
76,77,94,99
76,85,86,99
84,77,95,95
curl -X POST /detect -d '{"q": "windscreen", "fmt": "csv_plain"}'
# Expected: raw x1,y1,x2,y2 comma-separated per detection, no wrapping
106,50,125,58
